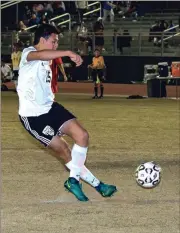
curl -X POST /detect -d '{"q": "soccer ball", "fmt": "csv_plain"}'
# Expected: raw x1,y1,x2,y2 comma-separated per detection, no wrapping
135,161,161,188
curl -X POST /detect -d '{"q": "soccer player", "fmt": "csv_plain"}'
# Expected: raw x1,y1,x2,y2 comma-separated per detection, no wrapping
17,24,117,202
88,49,106,99
50,57,67,93
11,43,22,89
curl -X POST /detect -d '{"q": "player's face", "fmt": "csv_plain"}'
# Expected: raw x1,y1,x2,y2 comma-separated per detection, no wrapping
94,51,100,57
43,33,59,50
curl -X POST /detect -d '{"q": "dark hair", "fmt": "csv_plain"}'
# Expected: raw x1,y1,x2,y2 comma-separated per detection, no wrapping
34,24,59,45
94,49,100,52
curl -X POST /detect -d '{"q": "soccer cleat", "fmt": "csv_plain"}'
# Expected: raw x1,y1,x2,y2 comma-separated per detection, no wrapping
64,177,89,202
95,182,117,197
92,95,98,99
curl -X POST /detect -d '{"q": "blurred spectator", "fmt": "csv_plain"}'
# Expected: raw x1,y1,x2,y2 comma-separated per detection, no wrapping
44,2,54,17
11,43,22,82
121,29,132,48
28,13,40,27
93,17,104,32
32,4,38,14
36,3,44,13
113,29,123,54
118,1,131,17
40,14,49,24
102,1,116,24
75,1,88,24
54,1,66,16
118,1,138,21
76,21,89,55
113,29,132,54
167,20,176,34
149,20,160,44
1,61,12,82
24,5,32,20
19,21,27,31
159,20,168,32
93,17,105,51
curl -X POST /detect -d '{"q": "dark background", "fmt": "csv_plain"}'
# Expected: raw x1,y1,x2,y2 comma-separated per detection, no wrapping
68,56,180,83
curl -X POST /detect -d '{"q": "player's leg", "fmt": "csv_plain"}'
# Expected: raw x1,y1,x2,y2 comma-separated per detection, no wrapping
91,70,98,99
19,104,88,201
49,118,89,201
97,70,104,98
50,136,117,197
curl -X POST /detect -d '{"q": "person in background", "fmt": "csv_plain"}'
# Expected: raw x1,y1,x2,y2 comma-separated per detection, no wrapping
54,1,66,16
1,61,12,82
40,14,49,24
102,1,116,24
75,1,88,24
19,21,27,31
11,43,22,89
88,49,106,99
94,17,105,52
44,2,54,17
149,20,160,43
113,29,123,54
24,5,32,22
93,17,104,32
51,57,68,94
50,27,68,94
76,21,88,55
167,20,176,34
121,29,132,52
28,13,41,27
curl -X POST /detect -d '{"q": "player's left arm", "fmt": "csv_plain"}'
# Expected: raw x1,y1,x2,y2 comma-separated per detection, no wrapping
101,56,106,68
101,56,106,80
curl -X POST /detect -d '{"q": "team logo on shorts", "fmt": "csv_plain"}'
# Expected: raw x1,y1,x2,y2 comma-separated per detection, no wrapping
42,126,55,136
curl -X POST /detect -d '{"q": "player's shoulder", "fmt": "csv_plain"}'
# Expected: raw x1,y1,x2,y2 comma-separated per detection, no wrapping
22,46,36,55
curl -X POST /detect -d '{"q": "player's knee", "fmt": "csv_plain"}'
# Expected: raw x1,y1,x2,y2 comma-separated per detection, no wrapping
78,129,89,147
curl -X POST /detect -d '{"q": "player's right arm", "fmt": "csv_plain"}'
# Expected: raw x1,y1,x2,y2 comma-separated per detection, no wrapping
27,50,83,67
88,57,96,69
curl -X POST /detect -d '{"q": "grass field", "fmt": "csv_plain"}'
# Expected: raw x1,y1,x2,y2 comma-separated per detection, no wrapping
1,92,180,233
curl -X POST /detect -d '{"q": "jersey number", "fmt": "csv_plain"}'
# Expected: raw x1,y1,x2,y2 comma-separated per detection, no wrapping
46,71,51,83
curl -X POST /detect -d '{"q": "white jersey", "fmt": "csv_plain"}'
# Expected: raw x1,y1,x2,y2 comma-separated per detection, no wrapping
17,46,54,117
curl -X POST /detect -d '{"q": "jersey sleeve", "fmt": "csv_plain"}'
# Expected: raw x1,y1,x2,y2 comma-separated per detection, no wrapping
54,57,63,65
20,46,37,65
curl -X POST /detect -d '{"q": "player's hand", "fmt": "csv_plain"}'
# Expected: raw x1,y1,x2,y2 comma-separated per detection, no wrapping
69,51,83,67
64,75,68,82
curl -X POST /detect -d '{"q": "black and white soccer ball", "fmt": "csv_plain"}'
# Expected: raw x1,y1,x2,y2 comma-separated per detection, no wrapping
135,161,161,188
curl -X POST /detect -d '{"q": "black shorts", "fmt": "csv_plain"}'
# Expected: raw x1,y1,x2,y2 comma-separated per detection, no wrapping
92,69,104,82
19,102,76,147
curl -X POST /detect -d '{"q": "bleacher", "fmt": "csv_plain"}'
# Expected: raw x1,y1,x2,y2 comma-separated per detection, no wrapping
58,11,180,56
1,1,180,57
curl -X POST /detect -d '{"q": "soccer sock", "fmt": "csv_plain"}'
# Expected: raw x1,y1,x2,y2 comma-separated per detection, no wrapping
100,85,104,97
69,144,88,181
94,86,98,96
66,161,100,187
